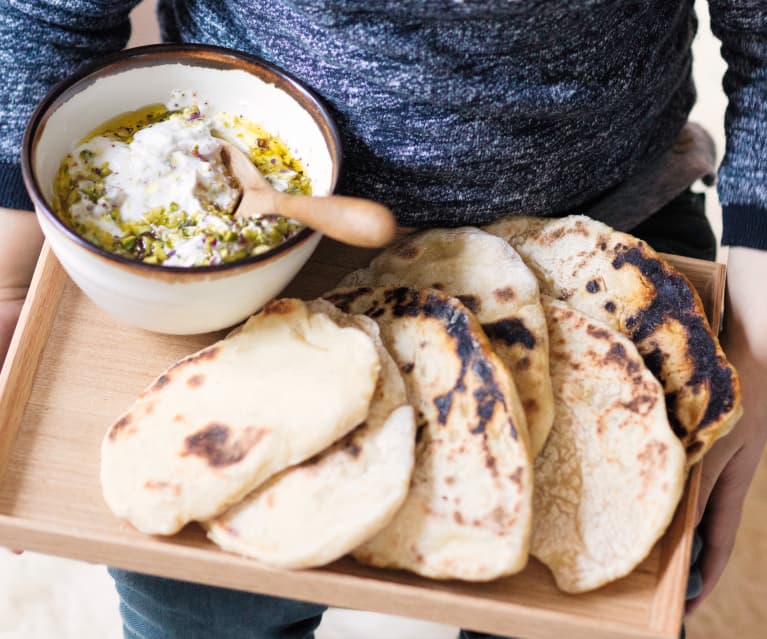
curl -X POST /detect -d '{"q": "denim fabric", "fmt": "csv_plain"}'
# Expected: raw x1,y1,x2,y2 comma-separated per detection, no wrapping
108,568,326,639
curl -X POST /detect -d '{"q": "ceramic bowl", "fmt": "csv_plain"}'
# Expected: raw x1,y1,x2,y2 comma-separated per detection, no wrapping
22,44,340,334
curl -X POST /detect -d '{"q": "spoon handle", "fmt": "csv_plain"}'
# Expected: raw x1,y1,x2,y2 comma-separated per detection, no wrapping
273,192,397,248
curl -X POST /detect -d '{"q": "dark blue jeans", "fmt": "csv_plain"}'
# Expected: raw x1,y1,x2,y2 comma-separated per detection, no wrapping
109,189,714,639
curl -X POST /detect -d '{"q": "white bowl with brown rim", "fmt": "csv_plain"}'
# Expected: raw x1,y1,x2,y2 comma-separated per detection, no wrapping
22,44,340,335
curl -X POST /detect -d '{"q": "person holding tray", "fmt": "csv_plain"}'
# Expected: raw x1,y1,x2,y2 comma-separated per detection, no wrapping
1,1,766,638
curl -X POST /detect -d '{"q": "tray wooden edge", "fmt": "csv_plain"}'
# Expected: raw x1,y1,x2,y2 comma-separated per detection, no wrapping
0,243,66,480
0,514,666,639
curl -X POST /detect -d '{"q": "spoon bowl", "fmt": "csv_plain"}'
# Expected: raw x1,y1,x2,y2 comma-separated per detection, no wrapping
220,140,397,248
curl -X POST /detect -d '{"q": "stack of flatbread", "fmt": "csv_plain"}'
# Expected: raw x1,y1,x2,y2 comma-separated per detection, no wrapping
102,298,417,569
100,214,742,594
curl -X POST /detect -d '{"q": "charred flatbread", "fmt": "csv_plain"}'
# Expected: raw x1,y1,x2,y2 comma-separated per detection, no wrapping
326,286,532,581
533,296,686,593
484,214,742,465
339,227,553,456
205,300,415,568
100,298,380,535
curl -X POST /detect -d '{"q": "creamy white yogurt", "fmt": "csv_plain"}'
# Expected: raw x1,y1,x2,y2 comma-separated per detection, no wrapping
69,115,238,225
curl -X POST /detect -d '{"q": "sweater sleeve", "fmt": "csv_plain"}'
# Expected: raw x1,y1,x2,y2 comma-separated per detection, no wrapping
708,1,767,249
0,0,141,211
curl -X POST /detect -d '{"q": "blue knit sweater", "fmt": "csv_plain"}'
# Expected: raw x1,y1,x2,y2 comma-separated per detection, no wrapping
1,1,765,247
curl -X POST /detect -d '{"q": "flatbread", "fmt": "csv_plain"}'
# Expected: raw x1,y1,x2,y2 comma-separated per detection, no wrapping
205,300,415,569
100,298,380,535
534,296,686,593
484,214,742,465
326,286,532,581
339,227,553,457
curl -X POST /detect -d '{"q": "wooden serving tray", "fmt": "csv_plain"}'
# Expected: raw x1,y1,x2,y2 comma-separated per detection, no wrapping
0,238,725,639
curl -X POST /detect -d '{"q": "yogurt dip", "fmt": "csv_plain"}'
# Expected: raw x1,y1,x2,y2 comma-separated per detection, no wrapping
53,90,310,267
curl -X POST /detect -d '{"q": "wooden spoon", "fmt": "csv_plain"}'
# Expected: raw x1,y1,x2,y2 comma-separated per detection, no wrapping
219,140,397,248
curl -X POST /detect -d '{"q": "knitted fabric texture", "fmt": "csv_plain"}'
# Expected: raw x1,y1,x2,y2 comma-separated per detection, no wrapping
1,1,765,245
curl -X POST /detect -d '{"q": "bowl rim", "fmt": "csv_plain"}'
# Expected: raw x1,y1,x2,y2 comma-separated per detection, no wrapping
21,43,342,275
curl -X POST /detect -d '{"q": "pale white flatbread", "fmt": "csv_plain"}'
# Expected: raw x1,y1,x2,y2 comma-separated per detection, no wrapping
205,300,415,569
484,214,742,465
327,286,532,581
533,296,686,593
100,298,380,535
339,227,553,457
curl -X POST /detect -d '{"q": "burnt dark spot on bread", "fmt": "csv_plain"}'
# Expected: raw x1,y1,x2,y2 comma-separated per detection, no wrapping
324,287,373,313
339,424,366,457
604,300,616,313
303,452,323,466
456,294,481,315
516,356,531,371
686,440,704,455
150,374,171,392
586,279,600,293
472,355,516,438
401,362,414,374
586,325,611,340
185,346,220,366
622,394,657,415
263,299,295,315
345,441,363,458
434,394,453,425
183,423,268,468
471,358,507,435
482,318,536,349
612,246,737,435
109,414,132,441
540,226,567,243
430,282,445,291
493,286,516,303
642,347,665,379
603,342,641,374
187,374,205,388
664,392,687,438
